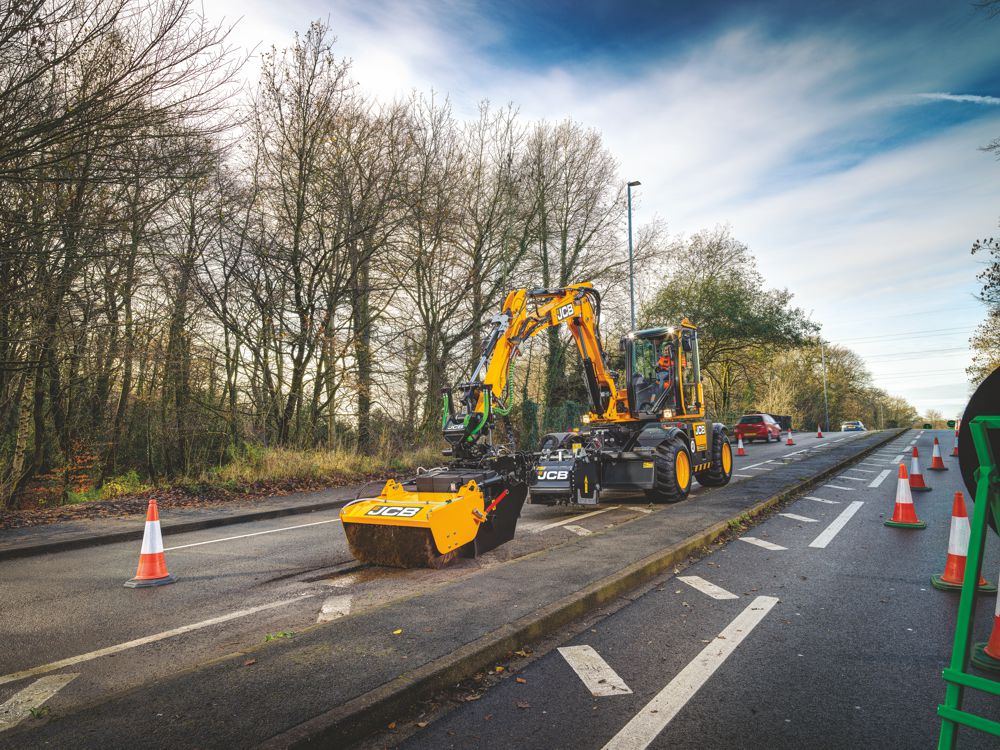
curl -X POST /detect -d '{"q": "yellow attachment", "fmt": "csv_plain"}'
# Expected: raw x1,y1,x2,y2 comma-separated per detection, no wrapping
340,478,485,557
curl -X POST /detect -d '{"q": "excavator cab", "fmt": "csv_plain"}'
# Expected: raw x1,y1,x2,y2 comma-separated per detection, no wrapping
624,322,702,420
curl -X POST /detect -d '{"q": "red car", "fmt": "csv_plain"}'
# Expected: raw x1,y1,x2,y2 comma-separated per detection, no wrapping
735,413,782,443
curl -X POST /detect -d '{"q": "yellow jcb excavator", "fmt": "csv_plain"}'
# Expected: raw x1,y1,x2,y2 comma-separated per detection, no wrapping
340,283,732,568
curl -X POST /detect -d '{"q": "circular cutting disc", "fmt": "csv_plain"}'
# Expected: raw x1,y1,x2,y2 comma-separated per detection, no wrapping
959,366,1000,535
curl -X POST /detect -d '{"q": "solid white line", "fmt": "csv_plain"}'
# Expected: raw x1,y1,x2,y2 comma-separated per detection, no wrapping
0,673,78,732
739,537,786,551
601,597,778,750
809,501,865,549
782,449,809,457
564,525,593,536
804,496,840,504
534,507,619,532
733,474,753,478
779,513,818,523
559,645,633,697
835,476,866,482
677,575,739,600
164,518,342,551
0,595,314,687
740,461,771,469
823,484,856,491
868,470,891,488
317,594,353,623
891,454,904,463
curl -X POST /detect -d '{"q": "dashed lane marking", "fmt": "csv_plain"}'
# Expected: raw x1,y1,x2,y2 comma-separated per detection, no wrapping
565,525,593,536
891,454,904,463
804,496,840,504
845,468,877,473
824,484,856,491
835,476,866,482
164,518,342,551
533,507,620,533
739,537,786,551
809,501,865,549
868,470,892,488
559,645,633,697
739,461,772,469
779,513,819,523
317,594,353,623
0,595,316,687
0,673,78,732
600,597,779,750
677,575,739,600
733,474,753,478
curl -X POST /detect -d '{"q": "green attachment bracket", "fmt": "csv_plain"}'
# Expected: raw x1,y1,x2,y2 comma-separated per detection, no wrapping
937,415,1000,748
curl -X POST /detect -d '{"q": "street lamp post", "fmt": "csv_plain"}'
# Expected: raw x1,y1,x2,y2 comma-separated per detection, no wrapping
820,339,830,433
627,180,641,330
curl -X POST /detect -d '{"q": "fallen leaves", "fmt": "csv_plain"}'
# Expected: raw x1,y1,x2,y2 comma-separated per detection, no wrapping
392,629,403,635
516,701,530,709
516,677,527,684
243,659,257,666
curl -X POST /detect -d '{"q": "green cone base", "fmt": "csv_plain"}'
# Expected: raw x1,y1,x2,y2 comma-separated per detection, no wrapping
927,467,948,472
911,486,932,492
971,643,1000,672
884,519,926,529
124,574,176,588
930,574,997,593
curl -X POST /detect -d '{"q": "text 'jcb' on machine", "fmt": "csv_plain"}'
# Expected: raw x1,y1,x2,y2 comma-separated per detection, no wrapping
340,283,732,568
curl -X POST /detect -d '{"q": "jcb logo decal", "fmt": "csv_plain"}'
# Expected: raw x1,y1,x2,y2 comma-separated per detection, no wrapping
366,505,421,518
556,303,575,321
695,424,707,436
537,469,569,480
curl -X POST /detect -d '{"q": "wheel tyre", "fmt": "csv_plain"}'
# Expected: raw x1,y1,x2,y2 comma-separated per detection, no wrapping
646,440,693,503
695,432,734,487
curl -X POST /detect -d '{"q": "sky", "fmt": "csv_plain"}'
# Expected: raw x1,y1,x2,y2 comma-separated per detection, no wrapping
203,0,1000,418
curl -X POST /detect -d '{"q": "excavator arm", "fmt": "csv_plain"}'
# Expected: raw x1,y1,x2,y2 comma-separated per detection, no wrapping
442,283,627,456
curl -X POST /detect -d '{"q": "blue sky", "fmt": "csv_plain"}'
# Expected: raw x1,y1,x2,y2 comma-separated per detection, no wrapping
206,0,1000,417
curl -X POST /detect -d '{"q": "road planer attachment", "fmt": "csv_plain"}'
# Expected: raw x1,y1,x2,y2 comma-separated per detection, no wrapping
341,469,527,568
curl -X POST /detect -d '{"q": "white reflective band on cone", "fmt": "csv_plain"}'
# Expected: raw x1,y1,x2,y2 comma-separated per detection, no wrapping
139,521,165,554
896,478,913,505
948,516,971,557
911,456,919,474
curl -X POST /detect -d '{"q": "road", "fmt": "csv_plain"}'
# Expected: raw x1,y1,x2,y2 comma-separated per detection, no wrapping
0,429,877,741
383,430,999,750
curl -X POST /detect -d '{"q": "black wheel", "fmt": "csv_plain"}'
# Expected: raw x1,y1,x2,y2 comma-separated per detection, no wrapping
696,431,734,487
646,439,692,503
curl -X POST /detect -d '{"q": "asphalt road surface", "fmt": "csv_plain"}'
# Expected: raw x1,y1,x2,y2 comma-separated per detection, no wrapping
0,429,875,739
383,430,999,750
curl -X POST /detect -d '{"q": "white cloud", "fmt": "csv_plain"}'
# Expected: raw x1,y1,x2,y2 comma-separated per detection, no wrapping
914,92,1000,105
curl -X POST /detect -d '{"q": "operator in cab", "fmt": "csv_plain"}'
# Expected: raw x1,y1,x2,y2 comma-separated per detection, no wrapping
656,341,674,393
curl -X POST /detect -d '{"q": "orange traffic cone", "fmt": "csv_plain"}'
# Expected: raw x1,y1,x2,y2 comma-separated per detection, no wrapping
951,429,959,457
786,428,795,446
125,499,176,588
908,446,931,492
931,492,995,592
885,464,926,529
927,437,948,471
736,435,746,457
816,424,823,438
972,575,1000,672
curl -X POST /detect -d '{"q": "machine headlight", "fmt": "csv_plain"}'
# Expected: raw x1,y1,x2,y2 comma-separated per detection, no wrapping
581,414,591,424
662,408,674,418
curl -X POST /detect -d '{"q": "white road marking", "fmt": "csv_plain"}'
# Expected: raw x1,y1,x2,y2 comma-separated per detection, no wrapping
317,594,353,623
164,518,342,551
835,476,866,482
565,525,593,536
891,454,904,463
733,474,753,478
909,440,917,446
782,449,809,457
809,501,865,549
868,470,891,488
740,461,772,469
533,507,620,533
804,496,840,504
823,484,856,491
845,468,877,473
779,513,818,523
0,673,78,732
739,537,786,551
559,645,634,697
0,595,315,687
677,575,739,600
752,466,773,471
632,507,654,514
600,596,778,750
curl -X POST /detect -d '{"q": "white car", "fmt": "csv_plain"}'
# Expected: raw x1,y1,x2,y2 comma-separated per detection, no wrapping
840,420,866,432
